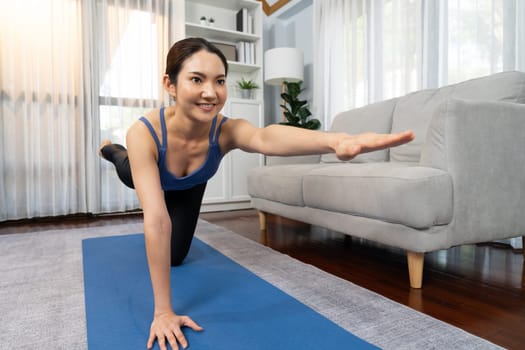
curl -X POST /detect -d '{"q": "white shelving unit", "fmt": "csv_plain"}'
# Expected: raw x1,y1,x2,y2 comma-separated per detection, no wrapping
183,0,264,212
185,23,258,42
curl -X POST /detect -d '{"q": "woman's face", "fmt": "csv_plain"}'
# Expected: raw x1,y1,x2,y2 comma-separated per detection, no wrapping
169,49,227,123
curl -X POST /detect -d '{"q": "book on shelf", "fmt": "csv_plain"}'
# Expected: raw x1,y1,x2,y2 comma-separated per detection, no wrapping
248,42,255,64
247,14,253,34
246,42,251,64
235,41,255,65
236,8,249,33
236,41,245,63
212,42,237,62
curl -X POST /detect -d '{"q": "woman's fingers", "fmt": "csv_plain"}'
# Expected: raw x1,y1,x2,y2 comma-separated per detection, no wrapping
147,314,203,350
166,330,181,350
172,328,186,349
389,130,414,147
181,316,204,332
359,130,414,151
147,332,155,349
147,330,180,350
335,130,414,161
157,333,168,350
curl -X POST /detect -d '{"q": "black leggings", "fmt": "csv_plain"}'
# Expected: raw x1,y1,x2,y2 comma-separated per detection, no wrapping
101,144,206,266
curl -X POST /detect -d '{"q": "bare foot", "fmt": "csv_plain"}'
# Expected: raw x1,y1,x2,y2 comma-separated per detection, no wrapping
99,139,112,159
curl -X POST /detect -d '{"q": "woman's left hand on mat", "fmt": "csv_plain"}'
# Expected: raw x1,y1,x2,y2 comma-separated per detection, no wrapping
147,311,203,350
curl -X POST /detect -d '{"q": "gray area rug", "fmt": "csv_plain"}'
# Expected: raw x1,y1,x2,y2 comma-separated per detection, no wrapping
0,220,502,350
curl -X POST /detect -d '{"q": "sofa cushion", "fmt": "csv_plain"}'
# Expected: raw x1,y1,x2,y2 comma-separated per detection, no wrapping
390,71,525,162
248,164,324,207
302,163,453,229
321,98,399,164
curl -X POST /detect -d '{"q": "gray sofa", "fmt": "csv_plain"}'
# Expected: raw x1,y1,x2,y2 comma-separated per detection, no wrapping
248,71,525,288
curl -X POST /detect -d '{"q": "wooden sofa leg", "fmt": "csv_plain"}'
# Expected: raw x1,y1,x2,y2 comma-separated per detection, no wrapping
258,211,268,245
407,251,424,289
522,236,525,259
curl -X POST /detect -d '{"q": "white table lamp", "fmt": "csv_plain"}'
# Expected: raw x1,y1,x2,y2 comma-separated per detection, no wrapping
264,47,304,122
264,47,304,85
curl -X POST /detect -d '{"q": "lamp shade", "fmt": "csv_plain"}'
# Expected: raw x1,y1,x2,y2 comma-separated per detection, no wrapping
264,47,304,86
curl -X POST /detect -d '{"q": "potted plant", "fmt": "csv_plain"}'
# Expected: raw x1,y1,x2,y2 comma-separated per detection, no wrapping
280,81,321,130
200,16,206,25
236,77,259,99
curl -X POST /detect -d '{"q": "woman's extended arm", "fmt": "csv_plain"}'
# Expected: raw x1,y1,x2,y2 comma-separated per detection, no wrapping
126,122,202,350
225,119,414,161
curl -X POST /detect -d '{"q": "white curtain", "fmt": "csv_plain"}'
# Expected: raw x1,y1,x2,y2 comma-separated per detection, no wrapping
0,0,181,221
94,0,178,213
313,0,525,126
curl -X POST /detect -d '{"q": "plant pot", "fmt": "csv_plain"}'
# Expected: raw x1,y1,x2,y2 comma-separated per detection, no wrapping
241,89,254,99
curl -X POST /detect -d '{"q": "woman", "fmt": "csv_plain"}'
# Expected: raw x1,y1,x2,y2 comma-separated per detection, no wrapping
100,37,413,350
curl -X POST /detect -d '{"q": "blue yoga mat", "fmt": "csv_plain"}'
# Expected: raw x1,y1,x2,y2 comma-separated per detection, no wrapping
82,234,378,349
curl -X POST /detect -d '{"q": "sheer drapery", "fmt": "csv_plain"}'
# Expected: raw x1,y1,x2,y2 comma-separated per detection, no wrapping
0,0,180,220
95,0,177,213
313,0,525,126
1,0,87,220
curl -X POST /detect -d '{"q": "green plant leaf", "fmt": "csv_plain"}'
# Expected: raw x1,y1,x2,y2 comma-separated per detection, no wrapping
237,78,258,89
279,103,292,113
280,92,291,100
284,111,299,123
295,100,307,108
279,80,320,129
304,119,321,130
285,81,302,97
298,108,312,120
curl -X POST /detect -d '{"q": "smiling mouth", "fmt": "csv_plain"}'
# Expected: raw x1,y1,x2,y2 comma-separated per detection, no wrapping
197,103,216,111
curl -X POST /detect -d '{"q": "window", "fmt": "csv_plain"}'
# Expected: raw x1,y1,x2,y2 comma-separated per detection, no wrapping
95,1,169,211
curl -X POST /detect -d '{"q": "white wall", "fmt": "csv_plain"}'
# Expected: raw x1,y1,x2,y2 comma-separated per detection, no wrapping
262,0,314,126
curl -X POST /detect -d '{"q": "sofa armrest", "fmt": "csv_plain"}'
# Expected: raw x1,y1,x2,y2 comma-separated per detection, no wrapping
420,98,525,240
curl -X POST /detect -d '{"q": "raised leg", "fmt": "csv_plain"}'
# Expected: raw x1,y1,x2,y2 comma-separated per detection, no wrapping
407,251,424,289
258,211,267,245
99,142,134,188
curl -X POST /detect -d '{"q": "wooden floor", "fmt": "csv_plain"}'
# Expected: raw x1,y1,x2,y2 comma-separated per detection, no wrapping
1,209,524,349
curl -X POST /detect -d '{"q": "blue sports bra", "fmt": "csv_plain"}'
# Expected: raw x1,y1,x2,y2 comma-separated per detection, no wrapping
139,107,228,191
